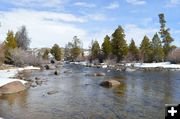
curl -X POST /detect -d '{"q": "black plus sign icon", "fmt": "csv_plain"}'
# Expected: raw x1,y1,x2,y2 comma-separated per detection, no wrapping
165,104,180,119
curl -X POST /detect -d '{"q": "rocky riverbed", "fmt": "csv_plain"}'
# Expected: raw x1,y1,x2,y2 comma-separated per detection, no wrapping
0,63,180,119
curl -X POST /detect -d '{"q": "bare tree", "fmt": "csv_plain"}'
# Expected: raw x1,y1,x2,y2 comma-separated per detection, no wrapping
15,26,31,50
9,48,45,67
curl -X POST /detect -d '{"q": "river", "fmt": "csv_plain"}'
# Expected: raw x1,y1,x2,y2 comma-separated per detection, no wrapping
0,64,180,119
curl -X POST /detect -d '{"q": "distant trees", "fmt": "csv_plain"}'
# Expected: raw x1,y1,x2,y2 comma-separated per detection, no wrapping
151,33,164,62
111,26,128,62
128,39,139,61
140,36,152,63
102,35,112,59
64,42,73,61
64,36,82,61
70,36,82,60
15,26,30,50
42,49,49,60
51,44,61,61
158,13,174,58
91,40,101,60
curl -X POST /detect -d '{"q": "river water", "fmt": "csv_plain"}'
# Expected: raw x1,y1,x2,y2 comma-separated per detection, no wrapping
0,64,180,119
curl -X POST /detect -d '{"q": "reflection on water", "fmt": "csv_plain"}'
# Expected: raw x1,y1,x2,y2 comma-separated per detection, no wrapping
0,64,180,119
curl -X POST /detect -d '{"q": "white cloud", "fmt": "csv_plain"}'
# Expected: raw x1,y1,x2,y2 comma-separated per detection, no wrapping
1,0,67,9
141,18,153,26
0,9,88,48
74,2,96,8
126,0,146,5
106,1,119,9
85,13,107,21
166,0,180,7
124,24,158,46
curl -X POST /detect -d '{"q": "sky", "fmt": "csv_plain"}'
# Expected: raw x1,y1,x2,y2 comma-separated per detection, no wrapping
0,0,179,48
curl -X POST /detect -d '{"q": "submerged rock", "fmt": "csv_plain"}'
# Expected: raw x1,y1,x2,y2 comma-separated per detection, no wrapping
47,90,58,95
0,81,26,94
100,80,120,88
85,72,106,77
95,72,106,76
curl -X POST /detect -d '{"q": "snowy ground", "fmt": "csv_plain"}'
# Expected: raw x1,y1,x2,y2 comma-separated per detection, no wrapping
0,66,40,87
126,62,180,69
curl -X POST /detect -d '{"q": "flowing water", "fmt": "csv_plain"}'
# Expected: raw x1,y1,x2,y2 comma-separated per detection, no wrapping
0,64,180,119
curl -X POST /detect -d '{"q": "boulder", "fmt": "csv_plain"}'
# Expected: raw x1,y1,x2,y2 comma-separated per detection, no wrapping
0,81,26,94
100,80,120,88
44,65,50,70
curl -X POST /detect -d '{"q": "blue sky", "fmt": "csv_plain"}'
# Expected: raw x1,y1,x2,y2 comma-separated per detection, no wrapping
0,0,179,48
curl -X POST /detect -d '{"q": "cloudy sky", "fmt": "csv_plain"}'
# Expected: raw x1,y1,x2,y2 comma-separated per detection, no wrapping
0,0,179,48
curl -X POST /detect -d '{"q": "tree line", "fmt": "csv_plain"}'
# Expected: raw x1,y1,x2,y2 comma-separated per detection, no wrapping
90,13,176,63
0,13,177,65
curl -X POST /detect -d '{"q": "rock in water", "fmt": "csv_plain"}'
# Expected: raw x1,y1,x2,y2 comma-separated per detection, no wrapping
47,90,58,95
95,72,106,76
0,81,26,94
54,70,60,75
100,80,120,88
44,65,50,70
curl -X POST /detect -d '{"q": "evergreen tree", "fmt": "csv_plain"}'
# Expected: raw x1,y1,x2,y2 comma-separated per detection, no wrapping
102,35,112,59
4,30,17,64
70,36,82,60
128,39,139,61
111,26,128,62
42,49,49,60
151,33,164,62
140,36,152,63
51,44,61,61
158,13,174,57
5,30,17,49
91,40,100,59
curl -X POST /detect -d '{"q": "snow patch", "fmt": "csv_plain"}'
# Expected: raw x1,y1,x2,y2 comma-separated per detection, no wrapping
0,66,40,87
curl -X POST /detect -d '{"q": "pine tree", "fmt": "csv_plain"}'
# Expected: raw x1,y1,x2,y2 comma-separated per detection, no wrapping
91,40,100,60
128,39,139,61
5,30,17,49
51,44,61,61
102,35,112,59
42,49,49,60
140,36,152,63
158,13,174,57
151,33,164,62
111,26,128,62
70,36,82,60
4,30,17,64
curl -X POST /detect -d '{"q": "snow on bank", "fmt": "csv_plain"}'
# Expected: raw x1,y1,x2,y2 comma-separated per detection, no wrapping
126,62,180,69
0,66,40,87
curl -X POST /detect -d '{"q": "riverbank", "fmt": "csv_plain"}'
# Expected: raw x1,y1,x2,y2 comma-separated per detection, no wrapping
0,65,40,95
73,61,180,71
